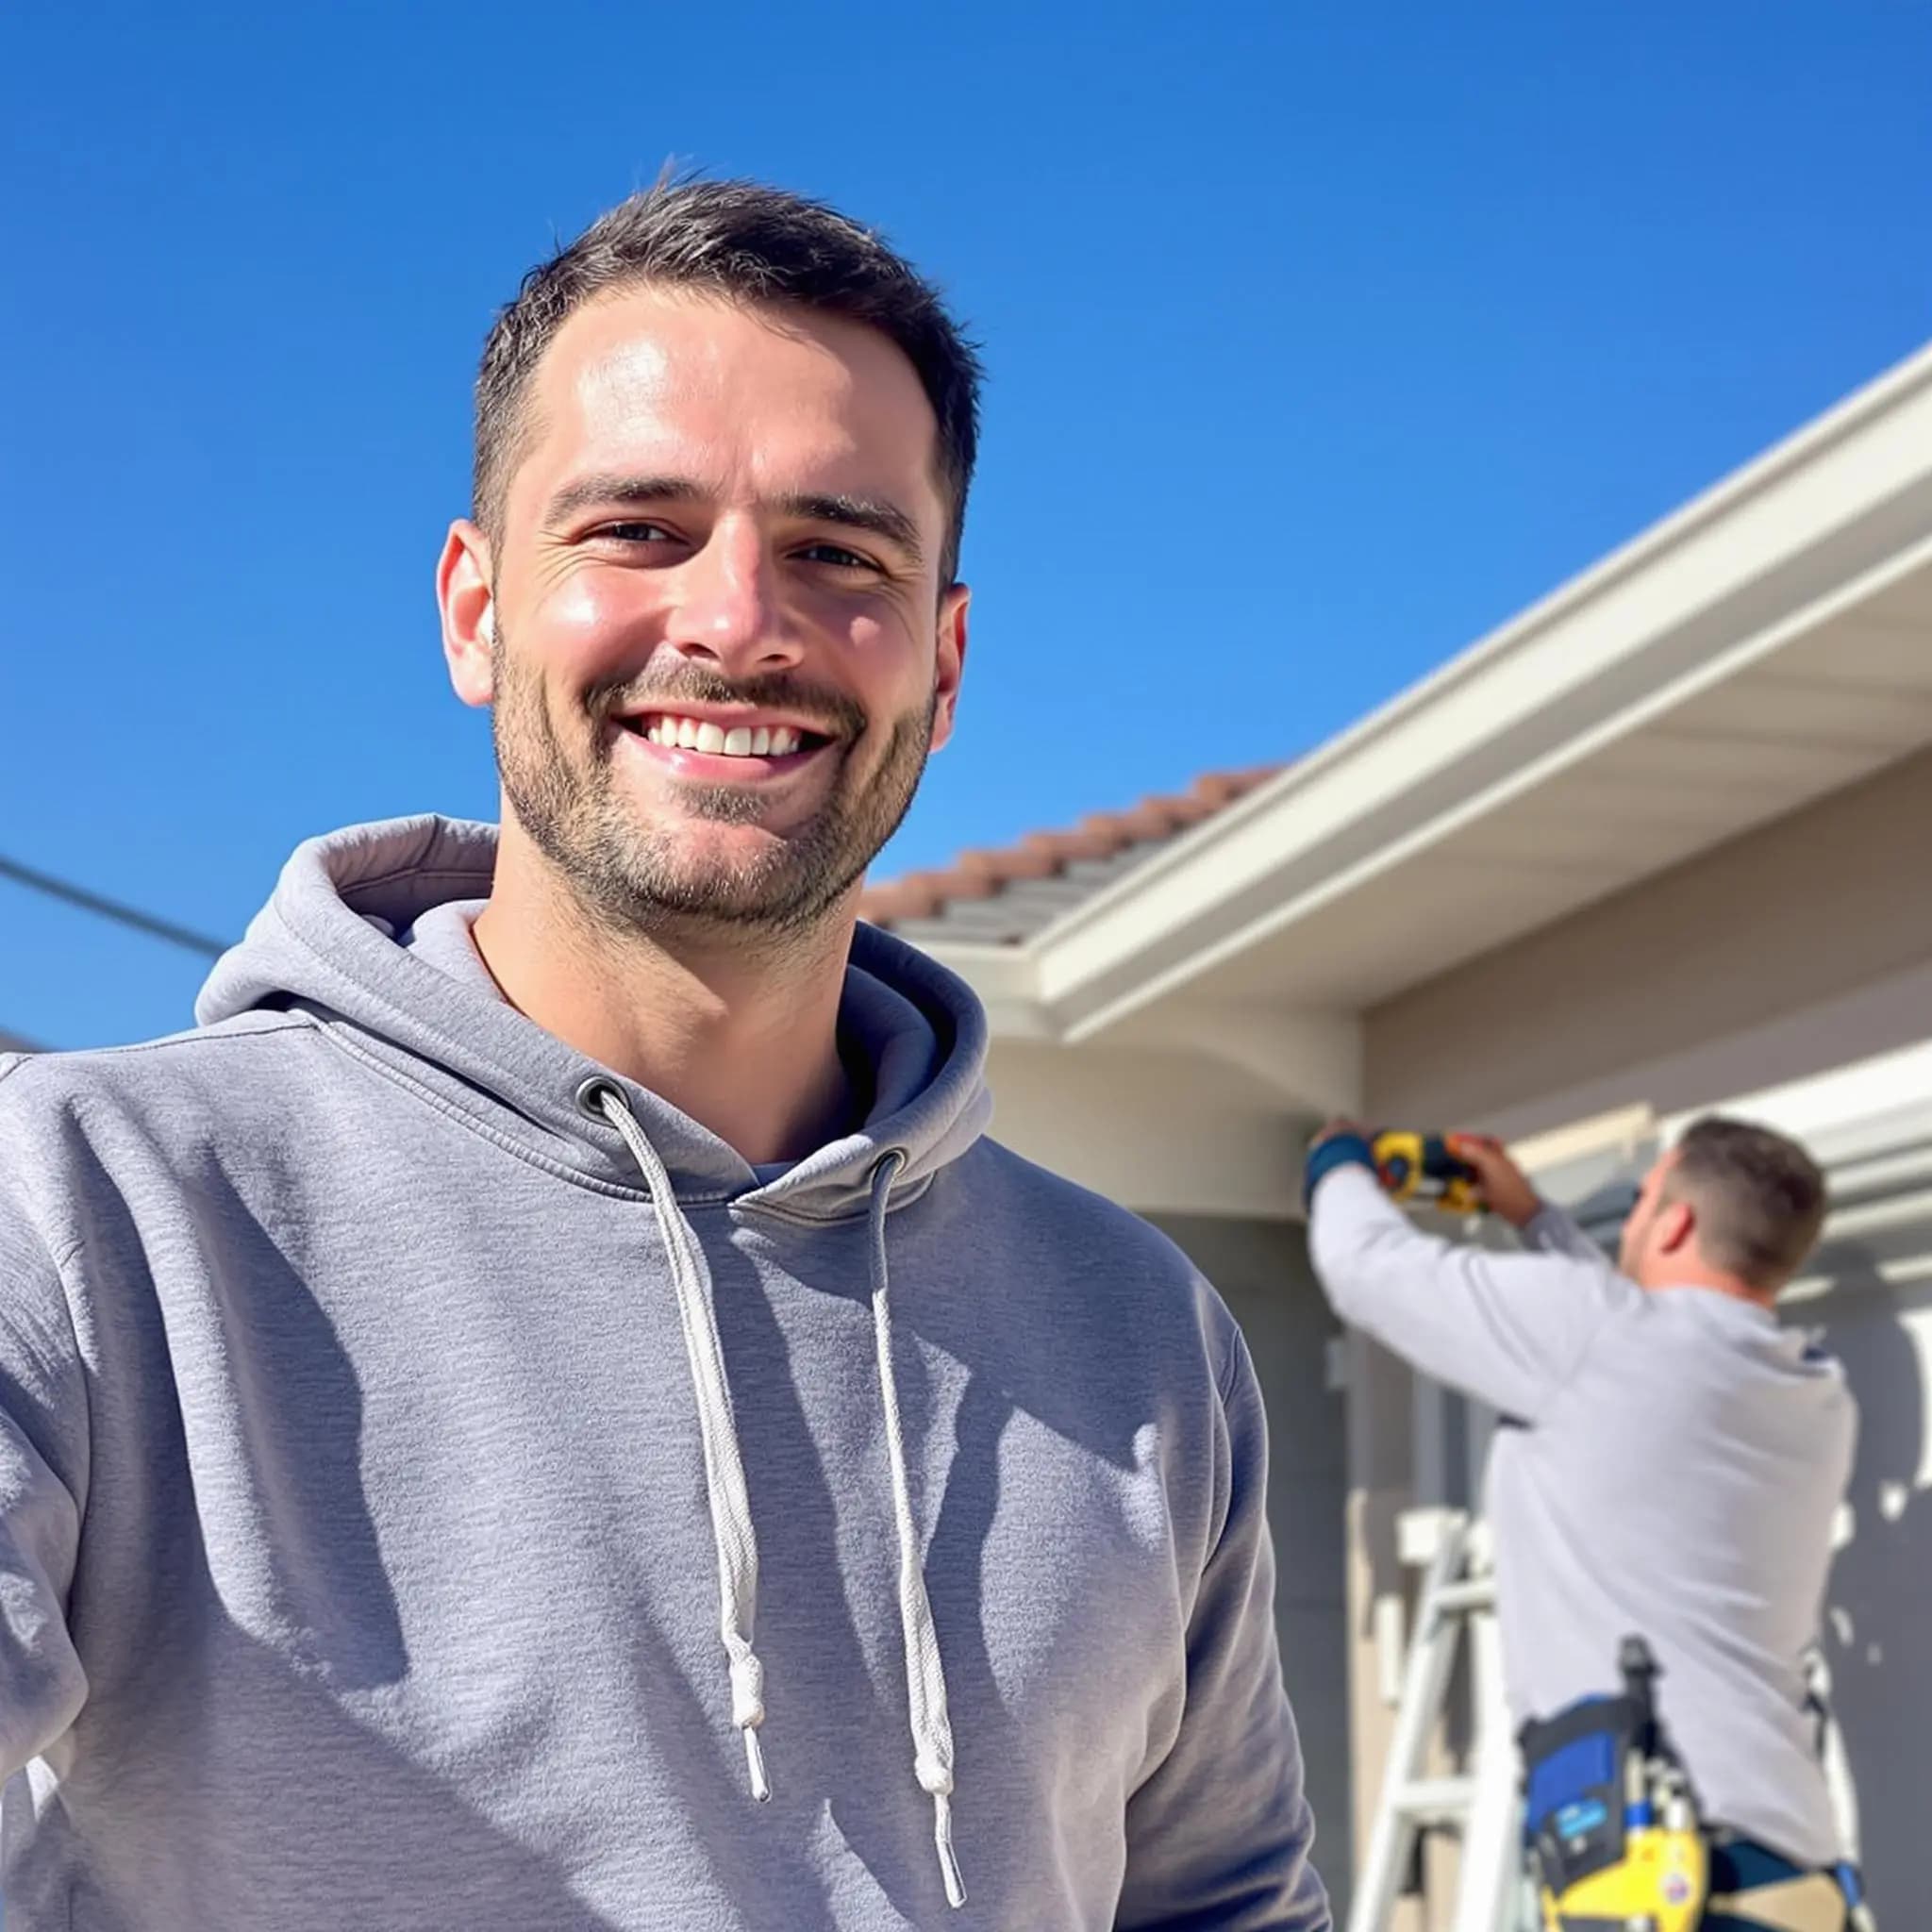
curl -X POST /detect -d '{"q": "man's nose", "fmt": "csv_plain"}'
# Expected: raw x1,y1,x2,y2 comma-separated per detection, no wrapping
664,520,803,675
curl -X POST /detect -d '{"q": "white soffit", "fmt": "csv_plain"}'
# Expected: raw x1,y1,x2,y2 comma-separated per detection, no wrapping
983,341,1932,1038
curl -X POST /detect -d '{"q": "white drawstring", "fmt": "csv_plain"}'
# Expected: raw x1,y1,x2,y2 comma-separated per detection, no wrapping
588,1084,965,1908
591,1084,773,1805
868,1152,967,1909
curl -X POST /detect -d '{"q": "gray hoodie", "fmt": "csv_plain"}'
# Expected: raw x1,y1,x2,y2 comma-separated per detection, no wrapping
0,817,1326,1931
1308,1163,1853,1869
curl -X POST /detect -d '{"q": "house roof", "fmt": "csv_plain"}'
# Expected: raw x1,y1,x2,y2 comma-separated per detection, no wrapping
901,338,1932,1051
859,766,1281,946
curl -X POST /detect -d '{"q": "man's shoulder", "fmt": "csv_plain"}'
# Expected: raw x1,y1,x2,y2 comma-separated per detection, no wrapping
0,1011,320,1141
941,1137,1241,1351
953,1136,1195,1267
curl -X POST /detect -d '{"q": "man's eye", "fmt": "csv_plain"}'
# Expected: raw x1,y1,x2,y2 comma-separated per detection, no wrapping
594,521,679,544
798,541,875,571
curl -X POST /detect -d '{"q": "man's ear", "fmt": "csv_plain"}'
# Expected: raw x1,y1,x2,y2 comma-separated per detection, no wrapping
929,582,969,752
1656,1198,1697,1256
439,521,497,708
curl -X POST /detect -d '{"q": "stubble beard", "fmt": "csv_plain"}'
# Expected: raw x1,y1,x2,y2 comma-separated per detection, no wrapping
489,627,935,941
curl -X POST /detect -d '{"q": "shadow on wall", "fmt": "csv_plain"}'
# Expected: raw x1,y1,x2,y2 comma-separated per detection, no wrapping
1800,1256,1930,1925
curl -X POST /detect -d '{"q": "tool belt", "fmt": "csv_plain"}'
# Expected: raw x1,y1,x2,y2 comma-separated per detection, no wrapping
1521,1639,1864,1931
1519,1638,1708,1932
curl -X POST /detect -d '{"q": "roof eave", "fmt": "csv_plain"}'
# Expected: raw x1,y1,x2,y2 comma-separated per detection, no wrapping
926,339,1932,1041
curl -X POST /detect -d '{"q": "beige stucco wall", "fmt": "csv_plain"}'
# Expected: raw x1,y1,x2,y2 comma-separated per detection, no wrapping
980,1038,1304,1220
1363,744,1932,1136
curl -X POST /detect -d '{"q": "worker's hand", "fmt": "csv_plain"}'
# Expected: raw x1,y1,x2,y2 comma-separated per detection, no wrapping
1449,1134,1541,1229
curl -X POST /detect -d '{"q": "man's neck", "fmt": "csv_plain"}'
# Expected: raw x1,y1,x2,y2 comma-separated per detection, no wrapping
471,847,859,1170
1645,1257,1779,1311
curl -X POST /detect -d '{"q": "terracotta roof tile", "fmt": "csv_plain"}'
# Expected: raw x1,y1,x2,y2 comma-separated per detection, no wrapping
862,763,1281,942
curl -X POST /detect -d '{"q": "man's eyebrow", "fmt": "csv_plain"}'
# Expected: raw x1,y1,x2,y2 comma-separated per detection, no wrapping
541,475,708,527
778,493,924,567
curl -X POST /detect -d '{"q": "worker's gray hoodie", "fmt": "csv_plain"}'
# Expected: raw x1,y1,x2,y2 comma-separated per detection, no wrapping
0,816,1326,1932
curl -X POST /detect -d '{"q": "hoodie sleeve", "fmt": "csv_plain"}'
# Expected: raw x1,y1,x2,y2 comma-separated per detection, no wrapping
1522,1200,1617,1270
1307,1164,1627,1423
0,1165,91,1780
1115,1324,1331,1932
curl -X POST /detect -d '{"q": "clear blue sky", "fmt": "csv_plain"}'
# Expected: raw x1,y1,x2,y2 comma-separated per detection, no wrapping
4,2,1927,1047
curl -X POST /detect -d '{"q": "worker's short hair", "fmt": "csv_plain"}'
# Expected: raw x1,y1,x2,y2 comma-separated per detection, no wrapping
473,175,982,589
1666,1115,1828,1291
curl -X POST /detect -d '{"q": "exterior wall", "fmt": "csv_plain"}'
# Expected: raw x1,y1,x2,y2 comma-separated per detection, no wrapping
1144,1214,1353,1920
1363,744,1932,1136
1801,1262,1929,1920
982,1038,1303,1220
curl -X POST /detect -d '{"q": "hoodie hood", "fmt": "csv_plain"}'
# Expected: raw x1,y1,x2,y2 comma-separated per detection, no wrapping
197,815,992,1215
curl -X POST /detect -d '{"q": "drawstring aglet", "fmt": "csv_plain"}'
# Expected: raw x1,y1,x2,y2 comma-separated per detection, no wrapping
933,1791,966,1908
744,1726,772,1804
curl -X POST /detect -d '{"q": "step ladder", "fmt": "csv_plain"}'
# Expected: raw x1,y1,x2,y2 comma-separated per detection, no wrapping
1346,1509,1525,1932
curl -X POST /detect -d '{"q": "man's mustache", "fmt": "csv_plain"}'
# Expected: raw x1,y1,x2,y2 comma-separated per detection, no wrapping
589,668,869,742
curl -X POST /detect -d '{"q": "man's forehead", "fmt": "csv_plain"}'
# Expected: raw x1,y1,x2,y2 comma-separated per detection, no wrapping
534,288,935,460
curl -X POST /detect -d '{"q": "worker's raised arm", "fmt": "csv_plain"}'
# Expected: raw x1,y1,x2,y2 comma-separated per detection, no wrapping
1305,1135,1632,1422
0,1073,92,1782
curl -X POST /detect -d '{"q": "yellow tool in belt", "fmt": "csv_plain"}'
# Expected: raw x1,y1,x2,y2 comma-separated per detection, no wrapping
1522,1640,1709,1932
1537,1814,1707,1932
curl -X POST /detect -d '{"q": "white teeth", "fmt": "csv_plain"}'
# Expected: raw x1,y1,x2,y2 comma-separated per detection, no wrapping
641,714,809,758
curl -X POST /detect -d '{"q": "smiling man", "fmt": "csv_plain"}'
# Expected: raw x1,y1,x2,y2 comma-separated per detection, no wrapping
0,183,1328,1930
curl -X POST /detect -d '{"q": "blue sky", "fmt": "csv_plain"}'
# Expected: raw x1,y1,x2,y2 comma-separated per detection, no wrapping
3,2,1927,1047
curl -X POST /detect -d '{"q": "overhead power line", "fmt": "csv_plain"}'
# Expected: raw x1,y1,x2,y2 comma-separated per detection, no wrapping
0,852,231,959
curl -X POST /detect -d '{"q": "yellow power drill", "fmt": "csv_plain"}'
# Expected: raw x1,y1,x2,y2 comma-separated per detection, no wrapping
1370,1130,1486,1216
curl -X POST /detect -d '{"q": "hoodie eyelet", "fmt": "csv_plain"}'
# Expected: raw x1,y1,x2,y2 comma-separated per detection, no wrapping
575,1076,622,1122
869,1148,908,1187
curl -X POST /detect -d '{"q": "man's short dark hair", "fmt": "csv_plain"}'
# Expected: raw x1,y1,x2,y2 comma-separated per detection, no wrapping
1668,1115,1829,1291
474,177,982,587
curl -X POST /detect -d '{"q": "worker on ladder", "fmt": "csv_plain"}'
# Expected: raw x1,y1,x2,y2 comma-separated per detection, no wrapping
1305,1116,1865,1930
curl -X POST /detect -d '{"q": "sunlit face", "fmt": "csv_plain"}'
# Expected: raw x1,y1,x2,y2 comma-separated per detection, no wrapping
441,286,967,935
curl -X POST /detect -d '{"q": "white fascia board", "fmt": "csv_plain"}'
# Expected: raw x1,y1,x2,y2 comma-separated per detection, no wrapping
1025,342,1932,1039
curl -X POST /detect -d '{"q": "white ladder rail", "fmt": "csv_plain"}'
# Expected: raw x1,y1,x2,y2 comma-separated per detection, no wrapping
1345,1511,1526,1932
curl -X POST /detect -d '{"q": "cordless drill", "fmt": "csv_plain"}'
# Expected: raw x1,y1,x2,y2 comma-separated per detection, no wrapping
1369,1130,1485,1215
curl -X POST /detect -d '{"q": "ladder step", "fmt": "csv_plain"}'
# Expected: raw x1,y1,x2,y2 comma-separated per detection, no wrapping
1430,1579,1496,1614
1391,1777,1477,1826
